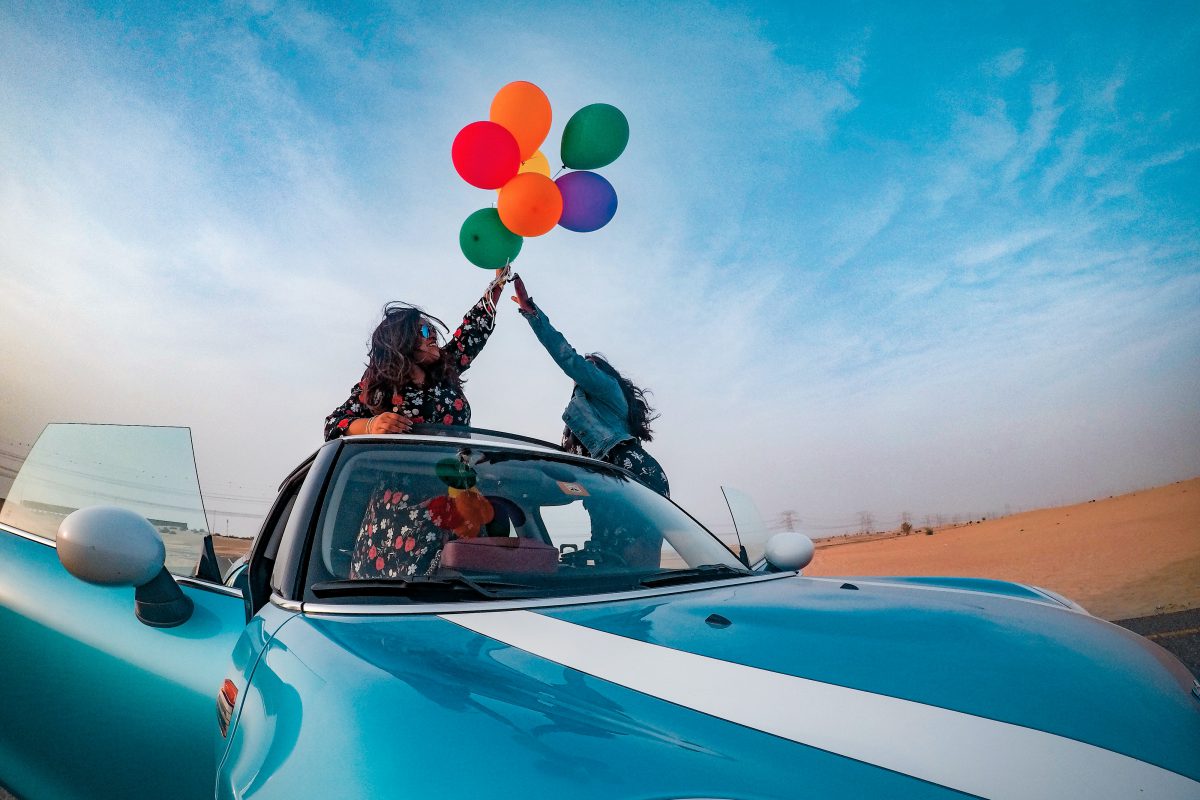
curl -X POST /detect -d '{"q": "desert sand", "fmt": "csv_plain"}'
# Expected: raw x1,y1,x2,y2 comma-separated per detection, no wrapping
804,477,1200,621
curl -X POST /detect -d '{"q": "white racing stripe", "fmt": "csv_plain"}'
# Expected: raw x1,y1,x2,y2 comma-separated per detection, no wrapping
441,609,1200,800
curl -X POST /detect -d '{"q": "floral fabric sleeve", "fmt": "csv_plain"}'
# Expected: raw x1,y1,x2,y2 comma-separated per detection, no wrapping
445,289,499,372
324,382,370,441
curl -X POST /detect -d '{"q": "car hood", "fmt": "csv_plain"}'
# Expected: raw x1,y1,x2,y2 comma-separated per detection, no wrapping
536,575,1199,766
222,575,1200,800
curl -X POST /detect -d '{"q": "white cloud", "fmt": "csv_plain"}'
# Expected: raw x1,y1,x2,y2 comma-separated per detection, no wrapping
955,228,1056,268
1002,80,1062,185
986,48,1026,78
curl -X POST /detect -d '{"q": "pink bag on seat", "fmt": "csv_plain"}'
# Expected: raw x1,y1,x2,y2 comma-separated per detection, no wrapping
441,537,558,575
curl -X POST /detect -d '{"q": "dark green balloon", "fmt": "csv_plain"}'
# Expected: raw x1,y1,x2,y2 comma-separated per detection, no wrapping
459,208,522,269
560,103,629,170
435,457,477,489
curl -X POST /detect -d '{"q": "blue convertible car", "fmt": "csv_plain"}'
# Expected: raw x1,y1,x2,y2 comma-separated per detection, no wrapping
1,423,1198,799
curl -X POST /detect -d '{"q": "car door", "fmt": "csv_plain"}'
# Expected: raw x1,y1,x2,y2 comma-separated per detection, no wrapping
0,424,259,800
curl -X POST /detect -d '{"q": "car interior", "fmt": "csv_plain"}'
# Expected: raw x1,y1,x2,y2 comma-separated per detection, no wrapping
311,447,662,586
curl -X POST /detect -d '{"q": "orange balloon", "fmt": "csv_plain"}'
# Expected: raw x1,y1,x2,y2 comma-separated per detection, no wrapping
490,81,552,162
449,487,495,536
498,173,563,237
495,150,552,196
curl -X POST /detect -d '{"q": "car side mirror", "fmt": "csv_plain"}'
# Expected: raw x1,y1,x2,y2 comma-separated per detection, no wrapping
764,531,815,572
57,505,194,628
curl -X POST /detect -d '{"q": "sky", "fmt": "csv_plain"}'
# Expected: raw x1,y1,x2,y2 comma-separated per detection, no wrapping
1,0,1198,539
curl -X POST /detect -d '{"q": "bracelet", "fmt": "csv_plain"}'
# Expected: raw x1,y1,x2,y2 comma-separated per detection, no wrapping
363,416,373,435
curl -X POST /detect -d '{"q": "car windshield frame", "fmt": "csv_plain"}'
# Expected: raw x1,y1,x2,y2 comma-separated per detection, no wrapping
299,437,750,605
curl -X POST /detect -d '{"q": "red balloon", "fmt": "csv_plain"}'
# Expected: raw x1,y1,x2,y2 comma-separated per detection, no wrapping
452,121,520,189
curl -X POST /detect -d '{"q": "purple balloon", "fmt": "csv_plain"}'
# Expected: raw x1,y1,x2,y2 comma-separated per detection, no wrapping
555,171,617,232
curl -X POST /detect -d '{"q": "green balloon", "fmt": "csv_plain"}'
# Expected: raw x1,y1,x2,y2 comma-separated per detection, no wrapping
459,208,522,269
560,103,629,170
435,457,477,489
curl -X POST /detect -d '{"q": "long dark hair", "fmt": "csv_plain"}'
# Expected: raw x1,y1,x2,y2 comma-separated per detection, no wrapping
575,353,659,444
358,302,461,413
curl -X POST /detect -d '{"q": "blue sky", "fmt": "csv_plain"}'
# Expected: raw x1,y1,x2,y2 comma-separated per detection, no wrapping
1,0,1197,537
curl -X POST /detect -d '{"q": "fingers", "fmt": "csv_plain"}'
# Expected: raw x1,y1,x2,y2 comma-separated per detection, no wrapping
374,413,412,434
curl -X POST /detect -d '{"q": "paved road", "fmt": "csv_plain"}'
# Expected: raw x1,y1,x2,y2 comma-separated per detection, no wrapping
1115,607,1200,680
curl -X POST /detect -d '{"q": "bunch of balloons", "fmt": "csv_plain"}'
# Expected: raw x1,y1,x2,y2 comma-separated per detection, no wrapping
453,81,630,269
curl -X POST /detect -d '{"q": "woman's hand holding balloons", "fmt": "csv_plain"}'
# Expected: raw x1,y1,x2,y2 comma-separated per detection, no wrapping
488,269,506,303
362,413,412,435
510,274,536,315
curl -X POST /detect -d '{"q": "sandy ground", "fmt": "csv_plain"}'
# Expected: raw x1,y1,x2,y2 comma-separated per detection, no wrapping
805,477,1200,621
212,534,253,561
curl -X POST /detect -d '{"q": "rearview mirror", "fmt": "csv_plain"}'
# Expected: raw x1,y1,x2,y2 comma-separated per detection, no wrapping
764,531,815,572
58,506,194,628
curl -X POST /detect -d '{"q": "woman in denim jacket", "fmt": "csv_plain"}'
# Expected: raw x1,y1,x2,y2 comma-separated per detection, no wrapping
510,275,669,498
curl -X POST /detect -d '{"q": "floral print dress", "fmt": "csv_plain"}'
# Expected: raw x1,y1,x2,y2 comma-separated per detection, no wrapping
563,433,670,498
328,290,498,579
323,291,498,441
349,479,450,579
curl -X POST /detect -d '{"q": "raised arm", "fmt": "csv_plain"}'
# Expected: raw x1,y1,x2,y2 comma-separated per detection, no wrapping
445,275,506,372
511,276,627,412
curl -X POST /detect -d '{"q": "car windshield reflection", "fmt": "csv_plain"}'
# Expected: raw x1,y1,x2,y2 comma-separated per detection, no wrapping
306,443,748,602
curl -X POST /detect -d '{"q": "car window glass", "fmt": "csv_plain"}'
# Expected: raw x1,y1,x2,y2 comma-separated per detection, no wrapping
721,486,772,566
538,503,591,553
306,444,745,600
0,423,210,576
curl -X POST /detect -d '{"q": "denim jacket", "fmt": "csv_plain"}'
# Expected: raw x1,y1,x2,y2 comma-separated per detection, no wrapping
521,302,633,459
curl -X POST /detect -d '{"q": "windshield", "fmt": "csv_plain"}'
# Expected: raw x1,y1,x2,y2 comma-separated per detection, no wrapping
304,442,748,603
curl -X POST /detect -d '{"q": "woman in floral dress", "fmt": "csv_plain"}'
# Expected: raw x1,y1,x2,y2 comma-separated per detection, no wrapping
325,274,507,579
324,274,507,440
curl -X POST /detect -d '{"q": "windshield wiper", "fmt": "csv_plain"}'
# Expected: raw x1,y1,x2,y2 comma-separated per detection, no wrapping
637,563,748,589
310,574,533,600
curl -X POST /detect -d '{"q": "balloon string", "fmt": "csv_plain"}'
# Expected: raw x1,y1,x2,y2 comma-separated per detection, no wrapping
553,165,565,178
482,265,512,321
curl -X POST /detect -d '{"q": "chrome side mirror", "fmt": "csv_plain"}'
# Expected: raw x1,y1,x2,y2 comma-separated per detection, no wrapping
764,531,814,572
58,506,194,628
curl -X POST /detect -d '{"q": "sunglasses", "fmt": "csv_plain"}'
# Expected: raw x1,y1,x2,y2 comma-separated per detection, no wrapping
418,322,437,340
